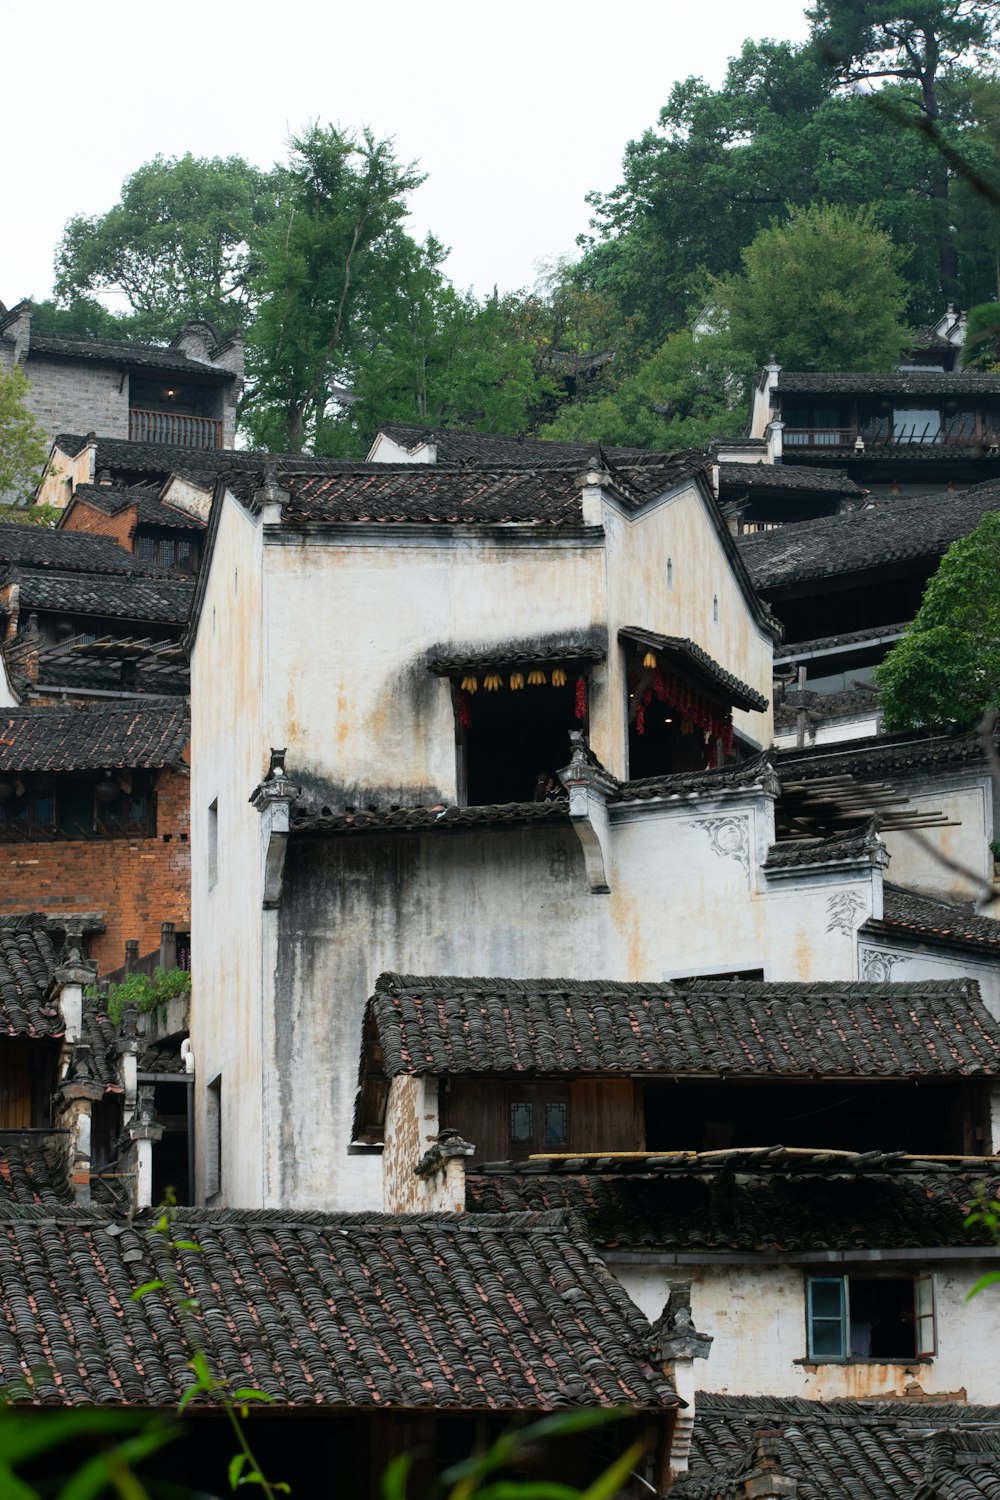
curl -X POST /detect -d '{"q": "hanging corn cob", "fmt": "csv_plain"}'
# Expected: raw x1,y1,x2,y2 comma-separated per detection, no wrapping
643,650,658,669
510,672,524,690
484,673,502,691
461,675,478,693
527,669,546,686
551,668,567,687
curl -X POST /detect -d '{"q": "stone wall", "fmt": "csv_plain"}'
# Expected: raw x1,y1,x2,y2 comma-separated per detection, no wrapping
15,355,130,448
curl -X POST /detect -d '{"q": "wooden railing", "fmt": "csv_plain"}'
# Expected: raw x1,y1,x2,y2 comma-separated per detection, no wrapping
783,425,999,450
129,409,222,449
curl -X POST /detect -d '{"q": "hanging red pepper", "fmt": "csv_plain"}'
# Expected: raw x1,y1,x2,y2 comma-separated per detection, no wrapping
456,688,472,729
574,675,587,721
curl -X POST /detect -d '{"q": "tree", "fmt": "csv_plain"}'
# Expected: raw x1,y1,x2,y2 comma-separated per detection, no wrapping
53,153,279,338
0,367,48,500
539,328,753,449
808,0,1000,300
876,509,1000,730
716,203,911,370
244,126,425,452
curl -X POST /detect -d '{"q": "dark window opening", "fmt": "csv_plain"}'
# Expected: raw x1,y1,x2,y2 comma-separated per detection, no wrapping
459,671,582,806
0,773,155,842
136,533,199,574
148,1078,192,1206
626,653,732,780
0,1039,58,1127
807,1274,935,1361
129,377,216,420
506,1086,570,1158
643,1079,977,1155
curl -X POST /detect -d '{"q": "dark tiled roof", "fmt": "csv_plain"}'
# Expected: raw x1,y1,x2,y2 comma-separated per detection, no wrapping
777,729,985,784
776,370,1000,395
620,628,769,712
28,334,234,381
613,750,777,802
374,422,652,465
53,435,358,489
10,568,194,624
677,1394,1000,1500
0,915,60,1038
428,635,606,673
466,1153,1000,1252
0,702,189,772
0,1135,72,1204
272,452,708,527
718,462,864,495
291,800,570,836
764,819,883,870
866,883,1000,954
0,1207,677,1411
774,622,908,660
68,486,205,532
740,483,1000,589
363,973,1000,1080
774,686,879,730
0,523,154,577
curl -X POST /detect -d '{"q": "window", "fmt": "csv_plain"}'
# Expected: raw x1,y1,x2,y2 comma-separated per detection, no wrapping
806,1275,936,1361
455,666,583,806
205,1074,222,1200
507,1086,570,1157
208,799,219,889
893,407,941,444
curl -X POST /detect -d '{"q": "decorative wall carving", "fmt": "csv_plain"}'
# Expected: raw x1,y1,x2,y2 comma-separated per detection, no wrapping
860,949,904,982
826,890,867,937
693,816,750,875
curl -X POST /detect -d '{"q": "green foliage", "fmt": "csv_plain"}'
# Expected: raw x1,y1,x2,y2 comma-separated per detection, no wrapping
86,968,191,1029
717,203,910,370
0,1405,176,1498
540,327,752,449
877,510,1000,730
381,1410,638,1500
964,302,1000,368
54,154,278,339
28,298,144,343
0,367,48,501
245,125,425,452
4,504,60,529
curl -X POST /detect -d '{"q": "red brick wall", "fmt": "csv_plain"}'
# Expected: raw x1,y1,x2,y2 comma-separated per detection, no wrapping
0,764,190,975
61,501,135,550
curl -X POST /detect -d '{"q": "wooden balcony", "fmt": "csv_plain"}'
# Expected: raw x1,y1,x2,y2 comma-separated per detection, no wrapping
784,424,1000,451
129,408,222,449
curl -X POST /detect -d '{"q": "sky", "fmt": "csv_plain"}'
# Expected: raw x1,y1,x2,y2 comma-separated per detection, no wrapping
3,0,811,309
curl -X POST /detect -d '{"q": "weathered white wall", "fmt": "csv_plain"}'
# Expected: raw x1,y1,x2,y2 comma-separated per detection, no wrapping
600,484,773,773
859,937,1000,1022
190,492,266,1207
35,440,95,509
265,788,885,1210
881,772,994,904
263,528,606,797
774,713,880,749
614,1259,1000,1404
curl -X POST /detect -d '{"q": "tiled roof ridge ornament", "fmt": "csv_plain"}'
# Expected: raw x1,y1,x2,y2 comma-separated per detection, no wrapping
414,1127,475,1180
253,460,289,521
250,748,301,908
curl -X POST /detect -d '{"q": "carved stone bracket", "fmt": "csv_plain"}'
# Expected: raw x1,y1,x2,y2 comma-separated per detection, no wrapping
559,731,616,894
250,751,300,909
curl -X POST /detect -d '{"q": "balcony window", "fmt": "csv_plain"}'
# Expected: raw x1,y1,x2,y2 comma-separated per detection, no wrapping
0,772,154,841
893,407,941,443
454,665,585,806
806,1274,935,1361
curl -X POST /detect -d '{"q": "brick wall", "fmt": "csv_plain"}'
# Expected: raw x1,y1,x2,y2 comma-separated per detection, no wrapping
19,357,130,449
61,499,136,550
0,764,190,974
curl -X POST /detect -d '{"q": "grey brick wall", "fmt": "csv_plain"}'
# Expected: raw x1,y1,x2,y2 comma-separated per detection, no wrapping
19,356,130,445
